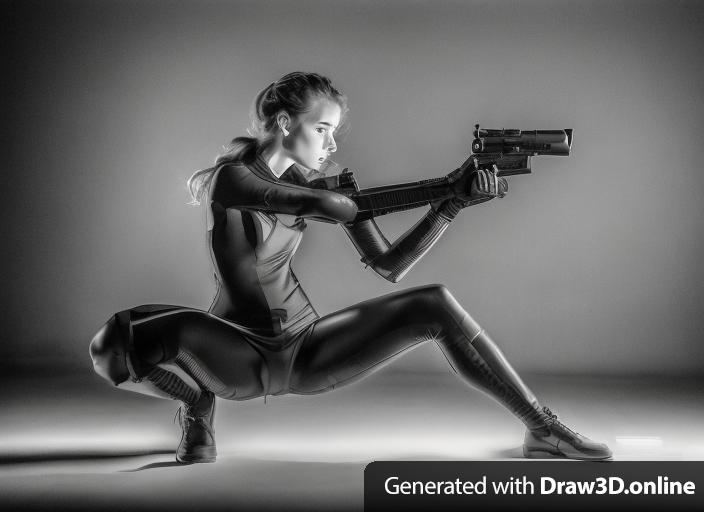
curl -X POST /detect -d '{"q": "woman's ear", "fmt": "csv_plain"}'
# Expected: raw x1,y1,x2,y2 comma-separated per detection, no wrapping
276,111,291,137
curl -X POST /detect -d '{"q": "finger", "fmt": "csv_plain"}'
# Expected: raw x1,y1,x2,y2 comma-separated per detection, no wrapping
483,169,495,196
498,177,508,198
482,170,492,195
475,170,485,195
489,170,497,196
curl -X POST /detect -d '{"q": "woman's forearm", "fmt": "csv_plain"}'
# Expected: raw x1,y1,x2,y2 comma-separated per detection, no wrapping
309,169,465,222
368,207,452,282
350,176,456,220
343,201,460,282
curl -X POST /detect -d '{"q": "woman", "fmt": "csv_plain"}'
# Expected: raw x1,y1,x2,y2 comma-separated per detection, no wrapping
89,72,611,463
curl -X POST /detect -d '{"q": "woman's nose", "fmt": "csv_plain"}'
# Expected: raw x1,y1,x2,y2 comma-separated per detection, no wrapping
327,134,337,153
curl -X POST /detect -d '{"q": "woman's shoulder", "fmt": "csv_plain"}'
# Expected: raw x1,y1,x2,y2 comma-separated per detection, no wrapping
211,161,247,194
216,155,272,182
215,158,248,171
210,156,274,203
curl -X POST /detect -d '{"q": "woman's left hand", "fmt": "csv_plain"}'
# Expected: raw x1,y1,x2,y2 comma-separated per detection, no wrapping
470,165,508,202
446,164,508,207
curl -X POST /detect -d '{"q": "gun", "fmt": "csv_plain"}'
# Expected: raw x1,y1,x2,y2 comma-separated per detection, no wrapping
308,124,574,222
463,124,573,176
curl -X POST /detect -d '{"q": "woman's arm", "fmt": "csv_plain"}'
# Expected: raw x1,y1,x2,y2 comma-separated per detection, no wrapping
342,199,465,283
212,163,358,223
310,164,504,221
311,167,470,222
339,167,506,283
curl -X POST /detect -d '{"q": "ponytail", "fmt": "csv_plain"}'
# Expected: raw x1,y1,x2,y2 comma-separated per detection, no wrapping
186,136,259,205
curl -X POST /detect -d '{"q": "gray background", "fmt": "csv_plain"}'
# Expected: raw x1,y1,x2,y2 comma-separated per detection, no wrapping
5,0,704,377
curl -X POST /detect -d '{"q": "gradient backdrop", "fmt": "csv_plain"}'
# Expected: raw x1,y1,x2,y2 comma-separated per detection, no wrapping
5,0,704,378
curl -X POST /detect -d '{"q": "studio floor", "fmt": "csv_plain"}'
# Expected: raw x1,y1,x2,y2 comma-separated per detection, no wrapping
1,368,702,511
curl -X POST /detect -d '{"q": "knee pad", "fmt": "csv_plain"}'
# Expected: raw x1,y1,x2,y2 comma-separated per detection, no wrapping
89,315,130,386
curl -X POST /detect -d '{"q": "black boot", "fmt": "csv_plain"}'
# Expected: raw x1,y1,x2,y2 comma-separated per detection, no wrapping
176,390,217,463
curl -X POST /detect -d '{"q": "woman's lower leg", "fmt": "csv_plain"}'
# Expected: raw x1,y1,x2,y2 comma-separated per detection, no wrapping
428,287,611,459
418,287,545,428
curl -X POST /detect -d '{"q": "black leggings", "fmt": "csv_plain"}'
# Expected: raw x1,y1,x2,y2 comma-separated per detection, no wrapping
90,285,544,428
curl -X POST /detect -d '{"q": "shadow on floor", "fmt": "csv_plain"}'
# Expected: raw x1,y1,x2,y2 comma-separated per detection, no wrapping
121,459,186,471
0,448,173,465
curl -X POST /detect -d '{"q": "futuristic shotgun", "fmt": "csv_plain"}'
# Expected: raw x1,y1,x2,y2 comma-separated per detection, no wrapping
309,124,573,222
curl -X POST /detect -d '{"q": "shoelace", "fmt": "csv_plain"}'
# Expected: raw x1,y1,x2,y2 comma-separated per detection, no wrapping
542,406,580,436
174,406,200,427
174,407,188,427
174,403,214,436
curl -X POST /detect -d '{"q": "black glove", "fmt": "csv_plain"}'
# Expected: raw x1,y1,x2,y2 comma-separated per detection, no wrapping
448,164,507,204
432,165,508,220
469,165,508,202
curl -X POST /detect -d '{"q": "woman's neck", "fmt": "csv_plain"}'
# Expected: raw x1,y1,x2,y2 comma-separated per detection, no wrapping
260,144,294,179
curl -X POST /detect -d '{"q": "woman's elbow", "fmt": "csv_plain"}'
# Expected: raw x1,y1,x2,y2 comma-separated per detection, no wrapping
313,193,358,223
367,260,405,283
386,273,403,284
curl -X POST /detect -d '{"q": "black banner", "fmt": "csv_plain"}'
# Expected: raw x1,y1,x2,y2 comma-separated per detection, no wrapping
364,461,703,511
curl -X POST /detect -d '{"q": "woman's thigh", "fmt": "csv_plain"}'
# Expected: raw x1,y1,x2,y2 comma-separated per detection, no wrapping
130,307,268,400
289,285,452,394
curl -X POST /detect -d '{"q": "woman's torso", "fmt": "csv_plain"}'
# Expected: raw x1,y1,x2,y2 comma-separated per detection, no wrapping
206,156,319,337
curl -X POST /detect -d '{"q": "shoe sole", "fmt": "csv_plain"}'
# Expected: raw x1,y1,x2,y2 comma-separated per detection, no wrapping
176,446,217,464
524,431,613,461
523,446,612,461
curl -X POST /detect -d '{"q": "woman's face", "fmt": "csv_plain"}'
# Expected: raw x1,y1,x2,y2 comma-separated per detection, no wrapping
285,97,341,171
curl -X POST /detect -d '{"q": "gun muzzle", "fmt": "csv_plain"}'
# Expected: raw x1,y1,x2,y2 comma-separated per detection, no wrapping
472,126,573,156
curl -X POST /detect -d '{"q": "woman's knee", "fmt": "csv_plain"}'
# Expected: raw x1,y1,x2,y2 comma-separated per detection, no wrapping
406,284,482,333
425,283,454,302
89,315,130,386
403,284,457,313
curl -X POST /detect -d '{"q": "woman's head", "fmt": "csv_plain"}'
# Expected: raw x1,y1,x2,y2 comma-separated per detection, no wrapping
249,71,347,170
189,72,347,204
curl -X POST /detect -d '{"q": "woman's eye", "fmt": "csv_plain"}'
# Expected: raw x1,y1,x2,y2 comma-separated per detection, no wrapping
315,128,325,134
